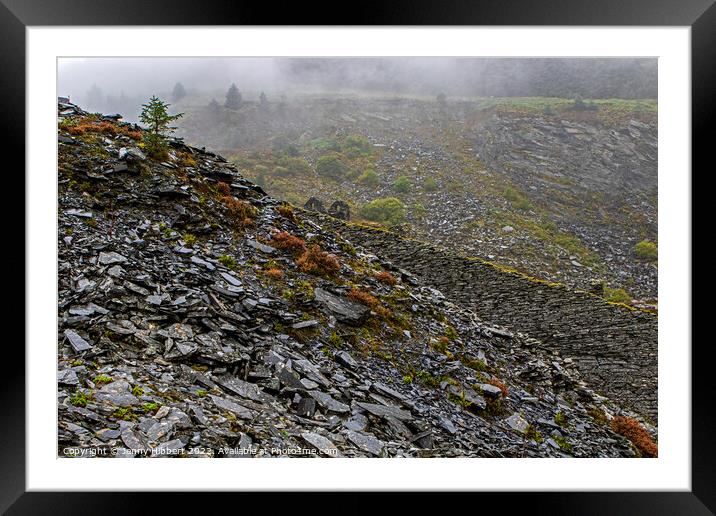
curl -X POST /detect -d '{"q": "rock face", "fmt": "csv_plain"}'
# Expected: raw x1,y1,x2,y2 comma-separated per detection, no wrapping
57,101,654,459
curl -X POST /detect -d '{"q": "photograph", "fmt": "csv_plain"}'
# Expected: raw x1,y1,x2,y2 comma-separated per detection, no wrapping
5,2,707,507
56,56,659,459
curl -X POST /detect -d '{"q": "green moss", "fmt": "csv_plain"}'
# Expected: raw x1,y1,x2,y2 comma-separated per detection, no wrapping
218,254,237,269
183,233,197,247
554,411,568,428
131,386,145,397
327,331,343,348
444,325,459,340
112,407,136,421
70,390,89,407
93,374,113,386
142,402,159,413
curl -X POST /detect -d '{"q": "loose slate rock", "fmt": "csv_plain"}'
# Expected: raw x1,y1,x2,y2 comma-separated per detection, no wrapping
314,288,370,325
210,395,253,420
345,430,384,456
64,329,92,352
356,402,413,422
98,251,128,265
300,433,341,457
505,413,530,433
308,390,350,414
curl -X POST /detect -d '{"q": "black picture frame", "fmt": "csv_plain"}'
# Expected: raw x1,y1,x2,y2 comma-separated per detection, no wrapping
3,0,711,513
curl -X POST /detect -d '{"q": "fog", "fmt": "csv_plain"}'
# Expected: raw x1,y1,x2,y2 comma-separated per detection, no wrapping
58,57,657,120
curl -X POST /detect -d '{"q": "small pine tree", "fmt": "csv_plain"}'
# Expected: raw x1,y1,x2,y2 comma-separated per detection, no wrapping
172,82,187,102
225,83,242,109
436,92,447,105
139,96,183,159
259,91,267,105
208,98,221,115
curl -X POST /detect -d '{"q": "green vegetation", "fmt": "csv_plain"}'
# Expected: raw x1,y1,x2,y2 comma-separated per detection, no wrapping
139,95,183,160
554,411,568,428
70,390,89,407
604,286,632,305
218,255,237,269
183,233,197,247
92,374,113,386
316,154,349,180
142,402,159,412
502,186,533,211
392,176,411,194
309,137,341,152
359,197,407,226
343,134,372,157
634,239,657,262
131,386,145,397
423,177,438,192
357,169,380,187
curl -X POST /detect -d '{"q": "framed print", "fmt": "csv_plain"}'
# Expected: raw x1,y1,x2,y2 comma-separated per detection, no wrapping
4,0,712,512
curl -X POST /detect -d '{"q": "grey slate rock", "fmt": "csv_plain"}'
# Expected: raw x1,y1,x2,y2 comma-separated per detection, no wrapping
210,395,253,420
64,329,92,352
345,430,385,456
314,288,370,325
308,390,350,414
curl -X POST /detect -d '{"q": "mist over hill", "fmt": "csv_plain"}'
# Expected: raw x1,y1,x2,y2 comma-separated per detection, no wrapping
59,57,657,121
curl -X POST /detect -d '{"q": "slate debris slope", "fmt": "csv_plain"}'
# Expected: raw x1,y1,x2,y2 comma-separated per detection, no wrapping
57,101,654,458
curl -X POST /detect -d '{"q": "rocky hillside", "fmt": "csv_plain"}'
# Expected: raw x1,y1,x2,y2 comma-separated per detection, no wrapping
176,95,658,304
57,101,657,458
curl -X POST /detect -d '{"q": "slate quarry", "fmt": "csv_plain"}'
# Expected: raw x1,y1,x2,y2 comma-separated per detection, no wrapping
57,101,655,458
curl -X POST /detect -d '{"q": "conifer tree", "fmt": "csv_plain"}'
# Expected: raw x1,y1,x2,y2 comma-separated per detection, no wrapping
225,83,242,109
172,82,187,102
139,96,183,158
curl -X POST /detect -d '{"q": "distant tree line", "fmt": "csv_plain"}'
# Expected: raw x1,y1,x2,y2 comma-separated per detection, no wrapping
279,58,658,99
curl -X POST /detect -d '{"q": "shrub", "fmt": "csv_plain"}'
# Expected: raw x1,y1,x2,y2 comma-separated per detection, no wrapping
357,169,380,188
634,240,657,261
611,416,658,457
343,134,372,157
604,286,632,305
423,177,438,191
347,287,390,319
262,268,284,280
276,204,296,221
65,119,142,141
359,197,407,226
392,176,411,193
176,151,197,167
309,137,341,152
216,182,231,195
183,233,196,247
277,156,312,176
296,245,341,276
316,154,348,180
488,377,509,398
374,271,397,285
271,231,307,256
503,186,533,210
221,196,257,227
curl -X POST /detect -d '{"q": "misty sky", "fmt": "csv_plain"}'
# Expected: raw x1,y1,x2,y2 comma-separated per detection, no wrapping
58,57,657,104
